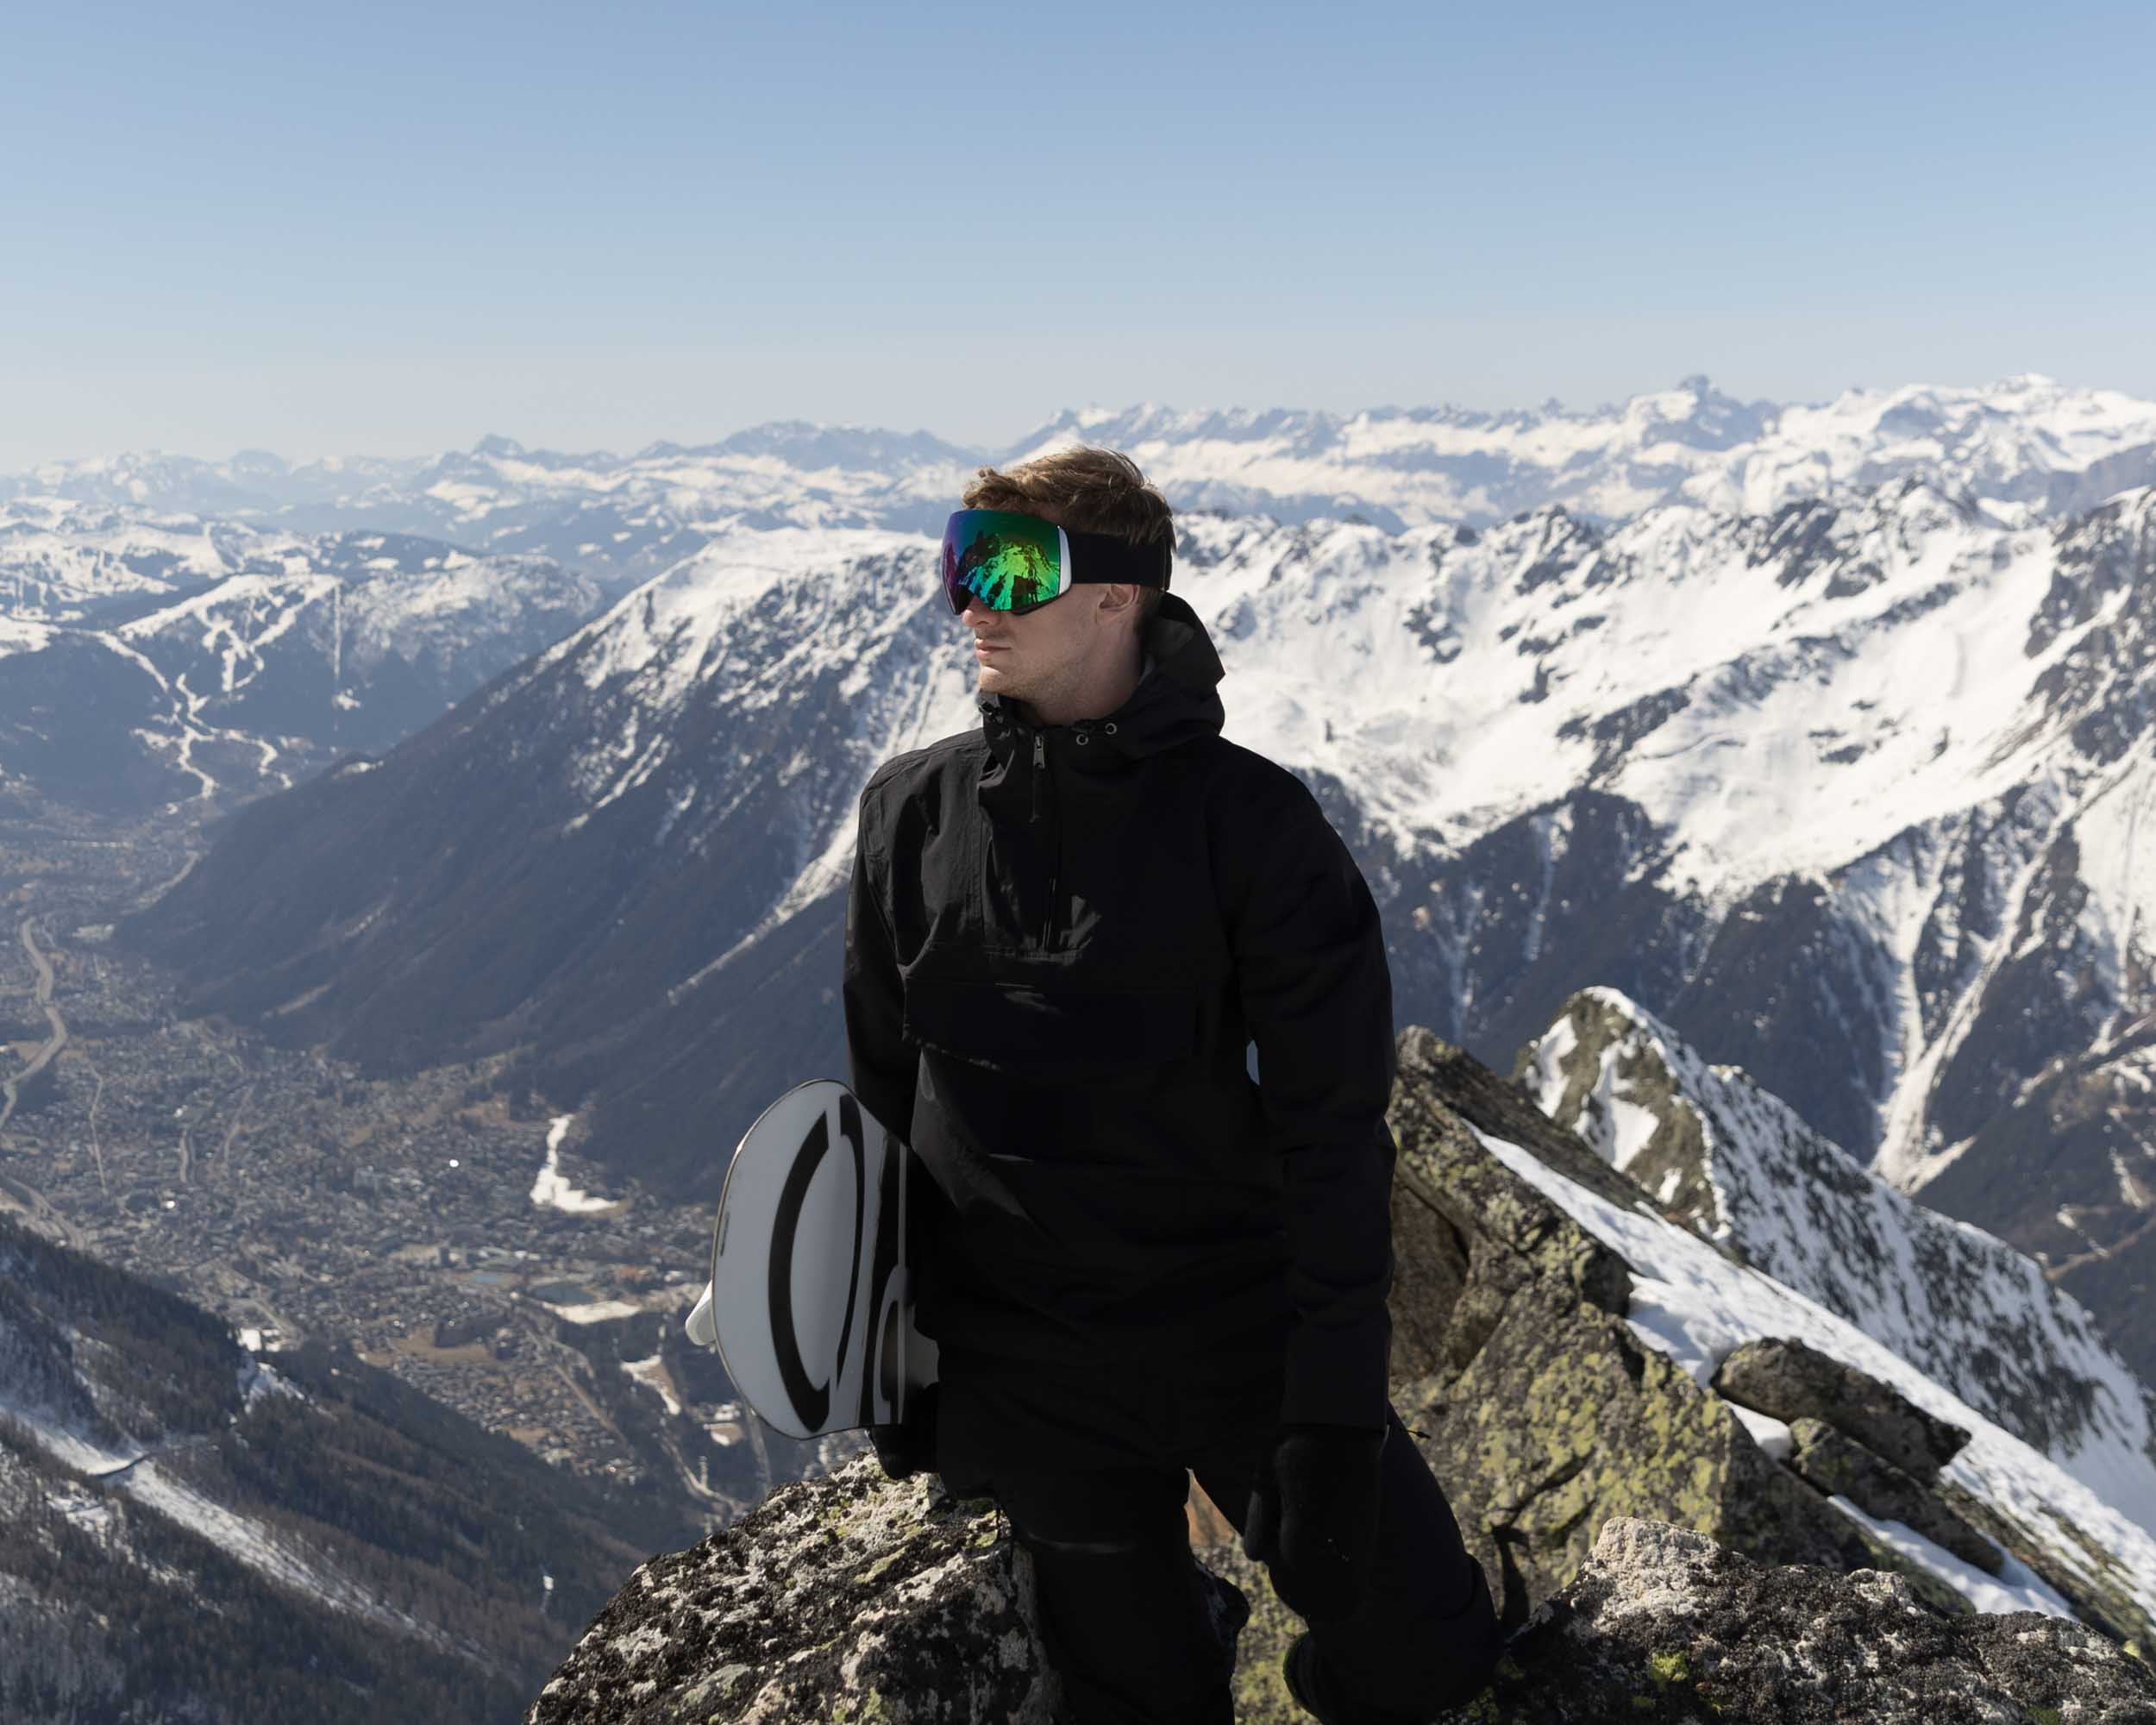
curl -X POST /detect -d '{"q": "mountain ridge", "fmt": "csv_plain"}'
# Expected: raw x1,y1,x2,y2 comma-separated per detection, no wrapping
0,520,605,816
9,375,2153,565
110,476,2156,1403
523,1025,2156,1722
1517,985,2156,1537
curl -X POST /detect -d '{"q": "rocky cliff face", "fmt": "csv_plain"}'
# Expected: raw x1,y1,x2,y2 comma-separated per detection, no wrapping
1375,1030,1878,1626
1426,1026,2156,1654
1515,986,2156,1534
526,1464,1055,1725
1467,1515,2153,1722
531,1029,2156,1720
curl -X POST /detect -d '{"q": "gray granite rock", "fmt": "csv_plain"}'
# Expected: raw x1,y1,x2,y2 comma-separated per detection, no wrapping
1785,1415,2006,1575
1714,1333,1973,1480
1382,1030,1887,1635
529,1031,2152,1721
524,1460,1063,1725
528,1472,2155,1723
1447,1515,2156,1722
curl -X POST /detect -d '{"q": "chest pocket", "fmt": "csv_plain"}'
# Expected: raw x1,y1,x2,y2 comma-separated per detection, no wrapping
904,975,1199,1088
905,975,1205,1251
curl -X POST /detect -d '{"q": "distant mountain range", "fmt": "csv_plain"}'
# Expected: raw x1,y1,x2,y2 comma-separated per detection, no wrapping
14,373,2154,819
111,462,2156,1402
9,373,2155,569
0,514,601,815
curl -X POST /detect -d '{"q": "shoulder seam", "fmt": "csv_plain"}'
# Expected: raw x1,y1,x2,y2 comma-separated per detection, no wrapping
867,727,978,785
1205,740,1322,806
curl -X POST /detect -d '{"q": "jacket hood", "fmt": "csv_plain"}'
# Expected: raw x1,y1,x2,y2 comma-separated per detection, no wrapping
973,591,1226,763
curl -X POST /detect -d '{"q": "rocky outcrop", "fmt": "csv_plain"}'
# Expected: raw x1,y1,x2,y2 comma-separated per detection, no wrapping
1429,1022,2156,1649
1713,1335,1972,1482
1380,1032,1885,1628
527,1463,1057,1725
528,1463,2156,1723
1784,1417,2004,1574
1195,1026,1940,1715
1516,986,2156,1512
1468,1515,2156,1722
533,1026,2156,1719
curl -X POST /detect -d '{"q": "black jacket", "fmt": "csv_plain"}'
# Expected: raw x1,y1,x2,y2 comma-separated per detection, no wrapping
842,591,1397,1430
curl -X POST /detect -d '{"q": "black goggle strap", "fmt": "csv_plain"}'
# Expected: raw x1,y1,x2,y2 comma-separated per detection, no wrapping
1064,525,1172,592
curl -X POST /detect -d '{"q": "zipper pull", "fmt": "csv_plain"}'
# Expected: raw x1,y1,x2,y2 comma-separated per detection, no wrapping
1031,730,1044,822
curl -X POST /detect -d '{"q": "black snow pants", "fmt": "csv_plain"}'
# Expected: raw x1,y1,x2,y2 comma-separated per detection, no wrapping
933,1341,1504,1725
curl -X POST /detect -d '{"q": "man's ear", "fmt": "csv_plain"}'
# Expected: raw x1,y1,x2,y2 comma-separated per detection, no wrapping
1096,582,1140,624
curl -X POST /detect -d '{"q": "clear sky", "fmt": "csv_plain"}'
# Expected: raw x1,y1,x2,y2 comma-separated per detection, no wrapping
4,1,2151,470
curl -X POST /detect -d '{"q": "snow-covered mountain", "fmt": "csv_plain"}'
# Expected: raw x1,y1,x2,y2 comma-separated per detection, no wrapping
1516,986,2156,1538
1158,486,2156,1231
0,511,604,814
10,377,2153,585
116,527,947,1193
1457,1095,2156,1650
115,475,2156,1410
43,377,2156,1713
1016,373,2156,528
0,426,981,599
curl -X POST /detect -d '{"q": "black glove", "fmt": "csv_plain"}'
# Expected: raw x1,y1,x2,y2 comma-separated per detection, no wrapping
869,1380,941,1481
1242,1421,1386,1622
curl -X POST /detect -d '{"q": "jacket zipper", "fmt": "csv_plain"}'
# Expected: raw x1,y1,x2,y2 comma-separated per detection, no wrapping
1032,727,1059,946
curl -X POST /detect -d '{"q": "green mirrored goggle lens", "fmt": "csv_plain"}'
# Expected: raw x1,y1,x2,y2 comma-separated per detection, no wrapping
941,509,1069,613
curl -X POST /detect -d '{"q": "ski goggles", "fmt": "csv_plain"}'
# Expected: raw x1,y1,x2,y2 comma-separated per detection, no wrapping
941,508,1172,615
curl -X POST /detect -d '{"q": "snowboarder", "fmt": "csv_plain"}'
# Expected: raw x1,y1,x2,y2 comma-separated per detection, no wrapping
843,446,1503,1723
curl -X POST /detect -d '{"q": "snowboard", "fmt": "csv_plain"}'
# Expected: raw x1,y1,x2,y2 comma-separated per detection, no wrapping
683,1080,937,1439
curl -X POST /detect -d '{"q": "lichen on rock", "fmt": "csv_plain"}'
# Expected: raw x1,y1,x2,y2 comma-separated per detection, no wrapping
1453,1515,2156,1723
524,1462,1061,1725
1382,1030,1886,1628
529,1475,2156,1723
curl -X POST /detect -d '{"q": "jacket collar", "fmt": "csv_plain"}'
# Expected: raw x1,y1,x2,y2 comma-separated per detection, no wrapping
974,592,1226,763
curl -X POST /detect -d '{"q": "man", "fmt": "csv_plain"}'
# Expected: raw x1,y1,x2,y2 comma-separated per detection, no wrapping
842,447,1502,1724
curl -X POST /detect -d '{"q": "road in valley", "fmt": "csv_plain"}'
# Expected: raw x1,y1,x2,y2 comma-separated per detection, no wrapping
0,914,85,1246
0,915,70,1138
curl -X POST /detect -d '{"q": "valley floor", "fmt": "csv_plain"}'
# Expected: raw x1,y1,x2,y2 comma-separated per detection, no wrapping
0,795,778,1527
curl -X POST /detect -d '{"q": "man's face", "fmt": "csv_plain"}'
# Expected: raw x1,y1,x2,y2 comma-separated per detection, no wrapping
963,584,1131,707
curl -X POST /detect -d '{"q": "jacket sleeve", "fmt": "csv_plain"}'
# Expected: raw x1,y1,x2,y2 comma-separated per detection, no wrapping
1224,777,1397,1432
843,785,916,1146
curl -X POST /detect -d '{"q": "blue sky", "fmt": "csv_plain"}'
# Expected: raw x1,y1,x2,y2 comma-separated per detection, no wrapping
4,1,2151,468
